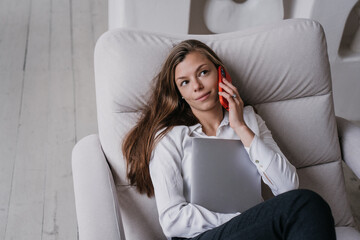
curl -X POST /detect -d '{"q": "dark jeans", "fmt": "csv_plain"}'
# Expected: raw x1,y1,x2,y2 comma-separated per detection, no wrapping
172,189,336,240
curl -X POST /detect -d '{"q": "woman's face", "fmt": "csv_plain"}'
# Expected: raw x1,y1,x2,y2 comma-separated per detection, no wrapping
175,51,221,114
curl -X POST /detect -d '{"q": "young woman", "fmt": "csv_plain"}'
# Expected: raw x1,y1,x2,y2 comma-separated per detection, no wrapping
122,39,336,240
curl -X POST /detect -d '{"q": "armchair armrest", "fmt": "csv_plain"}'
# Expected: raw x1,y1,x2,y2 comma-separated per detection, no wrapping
336,116,360,179
72,134,124,240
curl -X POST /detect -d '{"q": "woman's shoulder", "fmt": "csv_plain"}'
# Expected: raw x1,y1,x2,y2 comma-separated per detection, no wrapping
151,125,191,162
156,125,192,145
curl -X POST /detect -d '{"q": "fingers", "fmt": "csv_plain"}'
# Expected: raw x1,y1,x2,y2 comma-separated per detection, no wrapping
221,78,238,92
218,91,240,106
218,90,246,127
220,79,238,96
219,79,243,105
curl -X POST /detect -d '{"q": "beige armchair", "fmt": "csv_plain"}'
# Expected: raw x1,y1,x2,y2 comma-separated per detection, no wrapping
72,19,360,239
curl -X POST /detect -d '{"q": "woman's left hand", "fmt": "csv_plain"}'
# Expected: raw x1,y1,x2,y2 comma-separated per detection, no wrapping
218,78,255,146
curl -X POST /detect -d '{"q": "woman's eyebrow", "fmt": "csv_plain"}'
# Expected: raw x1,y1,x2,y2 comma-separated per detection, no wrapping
176,64,208,82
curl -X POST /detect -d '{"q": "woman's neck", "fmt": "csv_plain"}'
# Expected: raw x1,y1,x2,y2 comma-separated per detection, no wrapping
194,106,224,136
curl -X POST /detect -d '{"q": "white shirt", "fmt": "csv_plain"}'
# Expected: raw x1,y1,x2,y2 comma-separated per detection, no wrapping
149,106,299,239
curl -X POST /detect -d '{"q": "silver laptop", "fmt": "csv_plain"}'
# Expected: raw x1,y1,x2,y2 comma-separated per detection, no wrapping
190,137,262,213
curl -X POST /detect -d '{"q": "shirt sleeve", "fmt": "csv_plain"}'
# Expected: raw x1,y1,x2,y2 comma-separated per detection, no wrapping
149,130,239,239
245,113,299,196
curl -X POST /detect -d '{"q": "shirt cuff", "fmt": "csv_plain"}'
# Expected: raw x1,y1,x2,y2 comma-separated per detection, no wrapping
246,135,274,172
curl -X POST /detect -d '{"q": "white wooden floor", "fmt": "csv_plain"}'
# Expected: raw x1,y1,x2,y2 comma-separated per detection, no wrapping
0,0,106,239
0,0,359,239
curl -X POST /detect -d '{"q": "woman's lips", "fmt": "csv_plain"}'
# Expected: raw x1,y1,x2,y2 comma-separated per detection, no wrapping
196,92,211,101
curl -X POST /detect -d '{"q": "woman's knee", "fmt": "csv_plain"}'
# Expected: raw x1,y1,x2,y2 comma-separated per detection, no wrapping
280,189,336,239
286,189,334,220
287,189,323,201
290,189,329,207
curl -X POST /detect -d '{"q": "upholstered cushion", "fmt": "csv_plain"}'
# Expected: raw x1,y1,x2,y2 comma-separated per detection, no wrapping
336,226,360,239
94,19,355,239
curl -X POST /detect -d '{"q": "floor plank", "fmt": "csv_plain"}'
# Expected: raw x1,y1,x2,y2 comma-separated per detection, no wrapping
71,0,98,141
0,0,31,238
41,0,77,239
90,0,108,43
42,68,77,240
0,69,24,239
1,0,105,238
5,67,50,239
4,0,51,238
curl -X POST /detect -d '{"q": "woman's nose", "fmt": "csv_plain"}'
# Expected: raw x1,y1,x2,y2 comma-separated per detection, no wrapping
192,78,203,91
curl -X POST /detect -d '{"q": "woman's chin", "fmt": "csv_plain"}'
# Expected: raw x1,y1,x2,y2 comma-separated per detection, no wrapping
190,101,222,113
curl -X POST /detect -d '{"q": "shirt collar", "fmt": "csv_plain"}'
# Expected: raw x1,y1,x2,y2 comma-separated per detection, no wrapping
188,111,230,135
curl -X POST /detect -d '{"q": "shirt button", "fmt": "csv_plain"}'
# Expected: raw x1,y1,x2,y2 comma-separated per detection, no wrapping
255,160,259,164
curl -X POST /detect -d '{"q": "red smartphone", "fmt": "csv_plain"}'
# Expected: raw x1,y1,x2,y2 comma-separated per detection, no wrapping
218,66,232,111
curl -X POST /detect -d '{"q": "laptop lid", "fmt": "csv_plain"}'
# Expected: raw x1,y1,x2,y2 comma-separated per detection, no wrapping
190,137,262,213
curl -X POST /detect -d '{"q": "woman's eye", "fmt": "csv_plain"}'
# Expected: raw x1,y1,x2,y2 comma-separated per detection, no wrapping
180,80,189,87
200,70,208,76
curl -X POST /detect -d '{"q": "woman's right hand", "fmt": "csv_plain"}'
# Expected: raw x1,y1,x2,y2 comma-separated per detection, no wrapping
218,78,255,147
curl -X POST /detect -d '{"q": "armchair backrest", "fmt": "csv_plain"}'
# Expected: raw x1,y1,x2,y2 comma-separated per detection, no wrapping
94,19,354,239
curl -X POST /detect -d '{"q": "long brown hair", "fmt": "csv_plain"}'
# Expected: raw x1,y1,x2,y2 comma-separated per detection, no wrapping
122,39,225,197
